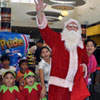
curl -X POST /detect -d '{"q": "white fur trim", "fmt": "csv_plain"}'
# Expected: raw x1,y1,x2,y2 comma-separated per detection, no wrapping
36,13,48,29
65,47,78,86
49,76,73,91
49,48,78,92
80,63,87,78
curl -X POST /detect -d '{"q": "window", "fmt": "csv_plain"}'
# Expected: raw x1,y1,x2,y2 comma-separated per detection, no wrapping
11,0,38,3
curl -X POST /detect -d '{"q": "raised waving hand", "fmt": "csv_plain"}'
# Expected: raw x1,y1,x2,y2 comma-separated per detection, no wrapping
34,0,47,13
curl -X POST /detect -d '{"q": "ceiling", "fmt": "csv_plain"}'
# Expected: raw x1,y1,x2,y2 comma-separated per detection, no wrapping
0,0,100,39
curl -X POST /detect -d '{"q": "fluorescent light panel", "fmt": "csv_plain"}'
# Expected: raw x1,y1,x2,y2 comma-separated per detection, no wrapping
11,0,38,3
50,0,75,4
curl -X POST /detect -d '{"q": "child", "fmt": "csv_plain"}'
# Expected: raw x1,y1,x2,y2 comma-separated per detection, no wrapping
17,59,28,91
38,46,51,99
0,55,16,84
85,39,97,85
27,42,37,73
0,71,24,100
22,69,46,100
85,39,97,100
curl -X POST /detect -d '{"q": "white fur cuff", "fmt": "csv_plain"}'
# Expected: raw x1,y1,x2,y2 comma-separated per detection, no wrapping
36,13,48,29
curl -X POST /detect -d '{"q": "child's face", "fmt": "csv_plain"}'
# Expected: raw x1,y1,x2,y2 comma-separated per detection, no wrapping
30,46,36,54
25,75,35,86
41,48,51,60
86,41,96,56
20,62,28,70
2,60,10,67
3,73,15,87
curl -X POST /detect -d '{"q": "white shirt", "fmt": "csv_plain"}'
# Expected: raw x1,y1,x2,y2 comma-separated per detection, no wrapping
38,58,51,91
0,66,16,76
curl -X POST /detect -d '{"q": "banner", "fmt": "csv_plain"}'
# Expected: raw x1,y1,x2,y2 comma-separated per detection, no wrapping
0,32,30,66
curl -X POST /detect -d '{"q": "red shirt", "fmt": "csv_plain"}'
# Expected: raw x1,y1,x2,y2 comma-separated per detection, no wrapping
0,85,24,100
22,83,42,100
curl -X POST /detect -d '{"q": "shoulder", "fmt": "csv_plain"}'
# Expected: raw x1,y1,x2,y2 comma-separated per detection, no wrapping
38,59,46,69
0,68,6,75
10,66,16,71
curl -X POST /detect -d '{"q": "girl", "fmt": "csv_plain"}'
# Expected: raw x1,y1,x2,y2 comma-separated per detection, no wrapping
85,39,97,85
85,39,97,100
38,46,51,99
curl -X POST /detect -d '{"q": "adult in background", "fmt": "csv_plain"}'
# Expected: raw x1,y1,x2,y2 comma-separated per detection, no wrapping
34,0,90,100
35,39,44,64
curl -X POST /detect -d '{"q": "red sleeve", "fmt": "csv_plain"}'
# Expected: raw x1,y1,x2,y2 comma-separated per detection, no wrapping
81,44,89,65
40,25,60,48
15,90,25,100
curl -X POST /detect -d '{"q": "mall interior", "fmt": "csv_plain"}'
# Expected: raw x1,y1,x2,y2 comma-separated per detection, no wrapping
0,0,100,100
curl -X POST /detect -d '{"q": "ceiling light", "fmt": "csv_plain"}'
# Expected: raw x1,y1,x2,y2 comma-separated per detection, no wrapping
61,10,68,16
52,4,74,10
58,16,63,21
50,0,75,4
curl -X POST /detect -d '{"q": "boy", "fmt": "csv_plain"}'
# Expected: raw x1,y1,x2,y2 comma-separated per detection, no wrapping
17,59,28,91
22,69,46,100
0,55,16,84
0,70,24,100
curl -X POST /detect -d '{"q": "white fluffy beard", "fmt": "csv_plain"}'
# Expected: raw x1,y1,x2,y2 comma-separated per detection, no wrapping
61,28,81,51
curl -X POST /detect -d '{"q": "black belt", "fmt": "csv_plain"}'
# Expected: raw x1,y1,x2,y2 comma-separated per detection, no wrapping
44,80,48,84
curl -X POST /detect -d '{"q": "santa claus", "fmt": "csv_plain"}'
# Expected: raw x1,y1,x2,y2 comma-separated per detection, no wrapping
34,0,90,100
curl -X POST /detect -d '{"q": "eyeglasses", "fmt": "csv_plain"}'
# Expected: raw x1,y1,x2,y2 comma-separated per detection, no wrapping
67,24,78,29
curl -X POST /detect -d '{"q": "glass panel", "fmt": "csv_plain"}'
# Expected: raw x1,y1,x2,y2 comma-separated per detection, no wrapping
30,0,37,3
11,0,20,2
21,0,29,3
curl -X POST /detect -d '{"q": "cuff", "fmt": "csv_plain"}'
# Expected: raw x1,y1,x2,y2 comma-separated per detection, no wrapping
36,13,48,29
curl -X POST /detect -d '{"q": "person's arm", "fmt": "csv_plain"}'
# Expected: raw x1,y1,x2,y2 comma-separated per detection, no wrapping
34,0,47,24
81,44,89,78
34,0,60,48
39,69,46,98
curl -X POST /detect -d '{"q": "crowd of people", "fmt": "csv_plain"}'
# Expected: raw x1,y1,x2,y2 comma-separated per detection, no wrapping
0,0,99,100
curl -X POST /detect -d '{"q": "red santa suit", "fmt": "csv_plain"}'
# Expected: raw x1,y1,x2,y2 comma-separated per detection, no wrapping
36,14,90,100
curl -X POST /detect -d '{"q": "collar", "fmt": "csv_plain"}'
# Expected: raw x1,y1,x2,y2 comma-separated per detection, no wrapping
0,85,19,93
41,58,51,65
24,82,38,93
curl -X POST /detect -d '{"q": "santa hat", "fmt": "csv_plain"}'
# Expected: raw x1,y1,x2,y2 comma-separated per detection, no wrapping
63,18,82,33
24,69,35,79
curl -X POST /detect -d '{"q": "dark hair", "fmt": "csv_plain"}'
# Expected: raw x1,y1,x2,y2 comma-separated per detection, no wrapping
19,59,28,67
40,46,51,56
36,39,44,44
85,39,97,47
3,71,16,78
29,42,36,48
0,55,10,62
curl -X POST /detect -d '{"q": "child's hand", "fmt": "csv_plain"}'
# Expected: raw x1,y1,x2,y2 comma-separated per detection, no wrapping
41,86,46,98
